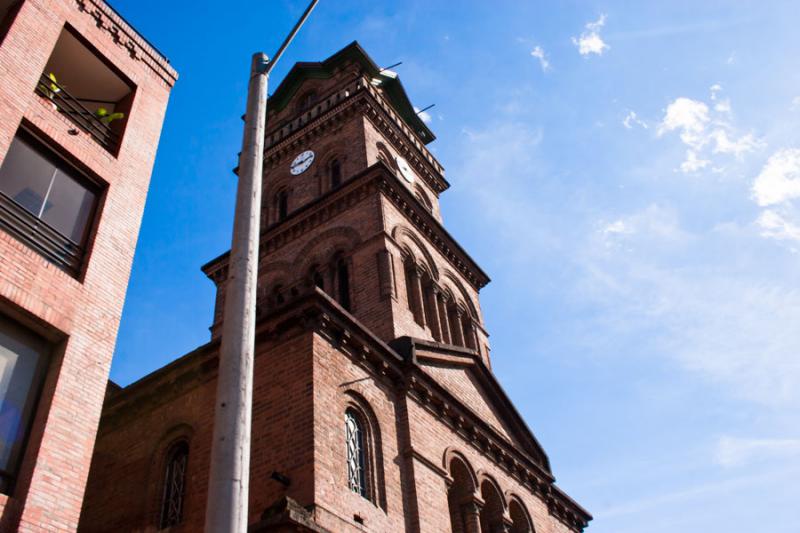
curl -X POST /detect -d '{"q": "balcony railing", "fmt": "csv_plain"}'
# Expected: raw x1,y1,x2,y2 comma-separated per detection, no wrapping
36,73,121,153
0,192,85,276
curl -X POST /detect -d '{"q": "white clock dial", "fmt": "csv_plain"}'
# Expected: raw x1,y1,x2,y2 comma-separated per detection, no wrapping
290,150,315,175
395,155,414,183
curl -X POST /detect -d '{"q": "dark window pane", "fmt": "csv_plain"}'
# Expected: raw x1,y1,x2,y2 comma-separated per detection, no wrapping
0,314,50,494
331,160,341,188
0,137,56,216
41,169,96,244
278,191,288,221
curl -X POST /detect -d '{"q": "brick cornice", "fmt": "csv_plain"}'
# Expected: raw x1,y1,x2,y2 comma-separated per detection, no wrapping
202,162,490,291
262,76,448,194
73,0,178,86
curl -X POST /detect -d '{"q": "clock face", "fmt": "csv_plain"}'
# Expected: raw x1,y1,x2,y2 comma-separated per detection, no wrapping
396,155,414,183
290,150,315,175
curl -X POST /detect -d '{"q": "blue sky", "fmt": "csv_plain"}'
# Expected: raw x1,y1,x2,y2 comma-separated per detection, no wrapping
109,1,800,532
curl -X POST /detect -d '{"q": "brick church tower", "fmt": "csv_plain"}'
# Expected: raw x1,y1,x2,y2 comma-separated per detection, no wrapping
79,43,591,533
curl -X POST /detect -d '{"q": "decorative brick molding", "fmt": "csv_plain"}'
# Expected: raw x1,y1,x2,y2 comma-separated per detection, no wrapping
74,0,178,86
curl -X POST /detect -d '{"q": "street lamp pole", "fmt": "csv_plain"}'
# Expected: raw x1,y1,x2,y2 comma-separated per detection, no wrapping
204,2,319,531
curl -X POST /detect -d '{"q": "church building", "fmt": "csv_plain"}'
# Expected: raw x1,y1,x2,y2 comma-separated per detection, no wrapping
79,42,591,533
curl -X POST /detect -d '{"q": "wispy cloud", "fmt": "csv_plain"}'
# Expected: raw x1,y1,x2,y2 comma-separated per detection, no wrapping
715,436,800,467
584,203,800,408
623,110,648,130
572,14,610,56
530,45,550,72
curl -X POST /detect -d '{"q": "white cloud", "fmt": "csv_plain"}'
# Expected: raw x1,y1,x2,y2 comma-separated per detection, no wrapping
603,219,632,235
680,150,710,173
658,97,710,149
757,209,800,242
792,96,800,111
752,148,800,206
572,14,610,56
623,110,648,130
530,45,550,71
714,99,732,114
715,436,800,467
711,130,762,157
659,97,763,172
414,106,432,124
710,83,723,100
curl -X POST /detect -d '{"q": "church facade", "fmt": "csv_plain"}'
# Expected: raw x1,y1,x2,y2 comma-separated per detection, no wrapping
79,43,591,533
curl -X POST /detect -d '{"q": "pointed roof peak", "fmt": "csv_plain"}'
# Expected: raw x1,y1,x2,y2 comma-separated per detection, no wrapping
267,41,435,144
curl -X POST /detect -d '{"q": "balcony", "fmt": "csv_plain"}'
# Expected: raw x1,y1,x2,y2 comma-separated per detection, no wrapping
36,26,134,155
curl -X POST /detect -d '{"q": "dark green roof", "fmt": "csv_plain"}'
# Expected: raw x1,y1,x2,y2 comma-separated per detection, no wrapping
267,41,435,144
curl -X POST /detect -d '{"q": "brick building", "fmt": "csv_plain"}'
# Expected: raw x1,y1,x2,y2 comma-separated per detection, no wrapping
80,43,590,533
0,0,176,530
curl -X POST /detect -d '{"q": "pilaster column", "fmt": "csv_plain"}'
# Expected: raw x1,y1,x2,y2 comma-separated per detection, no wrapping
426,285,443,341
438,292,452,344
463,317,478,351
325,265,336,298
461,500,482,533
451,308,465,347
410,266,427,326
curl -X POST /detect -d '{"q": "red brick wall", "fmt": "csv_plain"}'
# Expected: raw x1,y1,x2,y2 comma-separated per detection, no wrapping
0,0,175,530
80,331,317,533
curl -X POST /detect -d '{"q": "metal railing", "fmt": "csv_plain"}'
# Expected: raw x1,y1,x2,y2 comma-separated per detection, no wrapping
0,192,84,276
36,73,122,153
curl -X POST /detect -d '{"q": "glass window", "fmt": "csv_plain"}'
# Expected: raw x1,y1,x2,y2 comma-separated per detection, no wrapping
0,314,51,494
0,133,98,246
337,259,351,311
160,441,188,529
41,168,96,244
330,160,341,189
277,191,288,222
345,409,367,498
0,136,56,216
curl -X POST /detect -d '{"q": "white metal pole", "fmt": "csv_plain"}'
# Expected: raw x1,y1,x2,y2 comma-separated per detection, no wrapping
204,51,268,533
204,3,319,531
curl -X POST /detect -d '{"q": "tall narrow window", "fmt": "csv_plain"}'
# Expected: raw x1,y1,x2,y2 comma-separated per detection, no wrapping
312,270,324,290
330,159,342,189
159,441,188,529
345,409,367,498
277,190,288,222
0,313,51,495
337,258,351,311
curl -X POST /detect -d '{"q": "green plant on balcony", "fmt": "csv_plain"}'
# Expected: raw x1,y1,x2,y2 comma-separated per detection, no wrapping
37,72,60,109
94,107,124,125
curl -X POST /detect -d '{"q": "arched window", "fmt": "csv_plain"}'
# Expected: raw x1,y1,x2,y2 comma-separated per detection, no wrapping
345,409,367,498
479,479,505,533
446,454,478,533
330,159,342,189
276,190,289,222
159,441,188,529
509,498,534,533
337,258,351,311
